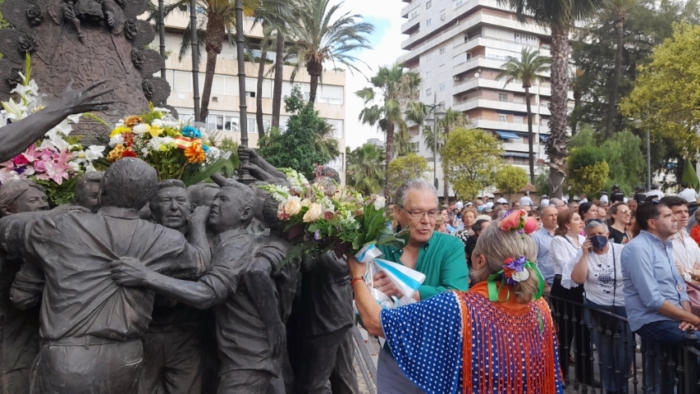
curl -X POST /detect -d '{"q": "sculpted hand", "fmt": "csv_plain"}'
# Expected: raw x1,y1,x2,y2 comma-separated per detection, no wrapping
57,80,115,114
110,257,149,287
242,163,275,182
189,205,210,228
238,145,260,163
372,271,404,298
266,322,286,359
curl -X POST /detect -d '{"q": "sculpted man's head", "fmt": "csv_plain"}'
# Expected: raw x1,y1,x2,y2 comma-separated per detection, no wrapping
262,195,284,234
394,179,439,245
99,158,158,211
187,182,220,209
0,179,50,217
150,180,190,234
74,171,104,213
208,180,256,234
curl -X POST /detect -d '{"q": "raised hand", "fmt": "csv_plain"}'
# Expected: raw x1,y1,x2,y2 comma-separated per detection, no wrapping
57,80,115,114
189,205,210,227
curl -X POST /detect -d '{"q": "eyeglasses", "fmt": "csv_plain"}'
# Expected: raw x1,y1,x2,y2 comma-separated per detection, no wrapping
617,209,631,214
398,205,439,220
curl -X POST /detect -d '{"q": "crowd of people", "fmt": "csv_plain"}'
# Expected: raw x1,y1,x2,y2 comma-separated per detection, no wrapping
354,182,700,393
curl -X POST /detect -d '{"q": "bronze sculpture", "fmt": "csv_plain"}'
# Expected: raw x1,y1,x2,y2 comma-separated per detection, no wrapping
111,180,286,393
0,180,50,394
73,171,104,212
0,158,210,394
140,180,204,394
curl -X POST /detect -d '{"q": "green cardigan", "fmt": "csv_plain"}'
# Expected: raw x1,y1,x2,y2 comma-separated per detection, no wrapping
377,231,469,300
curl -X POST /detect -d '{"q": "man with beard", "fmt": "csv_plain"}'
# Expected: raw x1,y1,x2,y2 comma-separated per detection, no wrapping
139,180,204,394
111,180,284,393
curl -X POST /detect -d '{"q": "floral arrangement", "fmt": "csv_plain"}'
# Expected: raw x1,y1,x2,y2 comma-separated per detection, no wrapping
260,169,406,261
106,105,230,183
0,55,106,204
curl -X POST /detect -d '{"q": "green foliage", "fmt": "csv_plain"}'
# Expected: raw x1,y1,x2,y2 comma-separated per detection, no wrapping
621,23,700,161
571,0,700,134
443,128,504,201
496,166,528,196
387,154,429,193
567,146,610,196
0,0,7,30
497,48,550,88
36,178,78,207
346,144,385,196
258,87,338,179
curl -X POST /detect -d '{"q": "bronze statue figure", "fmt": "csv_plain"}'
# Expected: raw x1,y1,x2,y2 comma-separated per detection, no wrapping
73,171,104,212
0,158,210,394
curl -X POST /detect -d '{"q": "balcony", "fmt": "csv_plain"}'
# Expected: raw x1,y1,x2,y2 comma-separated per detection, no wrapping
452,56,508,77
453,76,553,97
401,17,420,35
453,98,551,115
473,118,532,133
401,1,421,18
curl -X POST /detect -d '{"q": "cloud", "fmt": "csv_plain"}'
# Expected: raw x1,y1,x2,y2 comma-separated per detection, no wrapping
328,0,407,149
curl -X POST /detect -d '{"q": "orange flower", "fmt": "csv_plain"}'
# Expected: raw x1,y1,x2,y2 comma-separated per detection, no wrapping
184,141,206,164
107,145,125,162
124,115,143,128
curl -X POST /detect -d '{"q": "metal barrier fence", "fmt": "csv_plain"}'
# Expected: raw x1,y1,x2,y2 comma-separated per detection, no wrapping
546,294,700,394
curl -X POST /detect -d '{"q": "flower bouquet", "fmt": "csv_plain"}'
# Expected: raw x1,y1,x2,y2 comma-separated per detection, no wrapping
0,55,106,204
105,105,232,184
260,169,407,262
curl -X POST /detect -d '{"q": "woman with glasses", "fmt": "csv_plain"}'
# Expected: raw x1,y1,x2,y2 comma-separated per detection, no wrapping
549,209,594,385
571,220,631,394
607,203,632,244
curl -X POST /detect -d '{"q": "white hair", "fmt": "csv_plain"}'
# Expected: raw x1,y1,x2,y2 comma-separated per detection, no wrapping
394,179,437,206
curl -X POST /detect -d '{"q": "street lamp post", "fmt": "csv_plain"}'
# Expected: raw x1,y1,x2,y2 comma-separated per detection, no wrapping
434,107,446,193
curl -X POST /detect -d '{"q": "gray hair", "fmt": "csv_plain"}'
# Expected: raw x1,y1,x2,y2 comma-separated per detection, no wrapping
549,198,564,207
585,219,609,233
394,179,437,206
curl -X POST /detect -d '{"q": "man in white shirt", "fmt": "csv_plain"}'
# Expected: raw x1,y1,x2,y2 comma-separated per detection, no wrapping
540,194,550,208
661,196,700,281
579,194,588,204
678,183,698,204
599,191,609,205
519,192,534,207
646,184,665,200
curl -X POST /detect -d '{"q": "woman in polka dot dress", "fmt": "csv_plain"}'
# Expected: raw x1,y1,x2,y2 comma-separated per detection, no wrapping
348,210,564,394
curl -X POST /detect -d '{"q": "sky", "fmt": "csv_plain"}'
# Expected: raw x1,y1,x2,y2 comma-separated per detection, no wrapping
328,0,407,149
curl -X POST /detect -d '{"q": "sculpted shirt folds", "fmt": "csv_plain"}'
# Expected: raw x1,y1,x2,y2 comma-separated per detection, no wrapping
0,207,207,341
199,228,277,375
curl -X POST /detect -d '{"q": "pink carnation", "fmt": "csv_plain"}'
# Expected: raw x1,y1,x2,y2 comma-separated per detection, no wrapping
33,160,47,173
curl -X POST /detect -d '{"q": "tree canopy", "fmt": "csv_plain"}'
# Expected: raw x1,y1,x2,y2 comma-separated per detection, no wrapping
258,87,338,179
566,146,610,196
443,128,504,201
496,166,528,199
346,144,385,196
387,153,429,196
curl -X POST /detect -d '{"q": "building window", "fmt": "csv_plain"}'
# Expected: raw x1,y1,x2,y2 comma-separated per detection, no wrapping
439,83,445,91
426,0,432,9
426,18,432,27
439,47,446,55
498,113,508,122
514,33,538,47
410,11,418,20
426,88,432,97
408,142,419,153
426,70,432,79
513,115,524,124
499,93,508,102
440,12,446,20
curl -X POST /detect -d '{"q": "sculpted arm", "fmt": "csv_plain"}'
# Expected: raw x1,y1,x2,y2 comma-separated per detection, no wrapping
245,256,285,357
0,81,113,162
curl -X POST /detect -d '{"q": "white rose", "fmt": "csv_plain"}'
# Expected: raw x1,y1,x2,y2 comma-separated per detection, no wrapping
511,270,530,282
374,196,386,210
303,203,323,223
284,197,302,216
132,124,148,135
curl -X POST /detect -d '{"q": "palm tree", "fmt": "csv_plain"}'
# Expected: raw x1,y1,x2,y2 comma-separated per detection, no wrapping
420,109,468,199
603,0,636,138
498,0,603,198
346,144,385,195
497,48,551,184
356,64,423,200
250,0,294,137
287,0,374,104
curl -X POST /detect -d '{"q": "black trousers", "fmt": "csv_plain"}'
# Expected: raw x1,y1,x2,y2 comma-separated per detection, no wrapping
550,277,594,384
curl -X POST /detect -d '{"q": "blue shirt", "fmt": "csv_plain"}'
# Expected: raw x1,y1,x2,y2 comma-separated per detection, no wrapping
621,230,690,332
531,227,556,285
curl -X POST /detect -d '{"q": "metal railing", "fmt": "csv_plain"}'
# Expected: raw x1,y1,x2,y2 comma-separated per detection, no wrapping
546,294,700,394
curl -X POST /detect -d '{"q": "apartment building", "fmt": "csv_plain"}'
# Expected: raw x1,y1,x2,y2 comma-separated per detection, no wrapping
152,3,348,182
399,0,572,197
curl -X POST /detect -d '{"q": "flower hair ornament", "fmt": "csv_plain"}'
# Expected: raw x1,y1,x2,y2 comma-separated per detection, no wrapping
499,209,538,238
486,255,545,303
